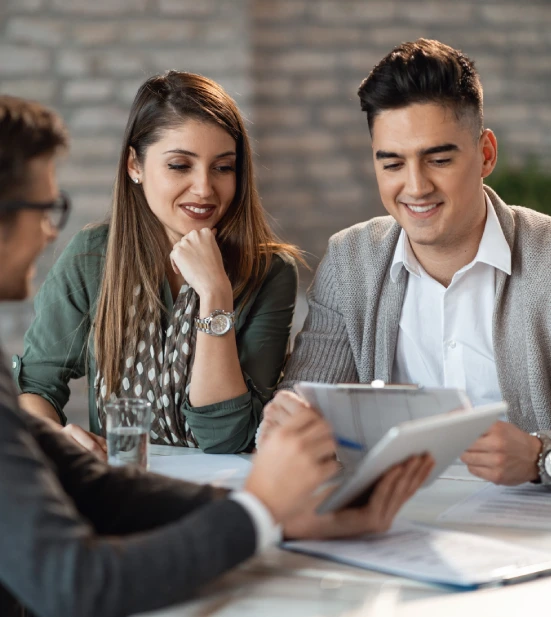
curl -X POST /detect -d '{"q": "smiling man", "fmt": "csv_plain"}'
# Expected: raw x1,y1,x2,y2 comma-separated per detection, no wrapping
262,39,551,487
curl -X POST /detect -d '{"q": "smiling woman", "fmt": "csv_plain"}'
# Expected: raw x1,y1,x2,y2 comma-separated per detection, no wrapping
16,71,300,455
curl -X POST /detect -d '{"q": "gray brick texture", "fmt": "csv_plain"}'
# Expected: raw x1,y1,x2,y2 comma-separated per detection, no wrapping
0,0,550,422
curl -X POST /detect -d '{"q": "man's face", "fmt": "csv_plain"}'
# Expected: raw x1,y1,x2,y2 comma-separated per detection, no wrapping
0,155,59,300
371,103,497,252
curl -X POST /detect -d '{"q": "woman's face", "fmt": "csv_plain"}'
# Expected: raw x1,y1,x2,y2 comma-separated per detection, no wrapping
128,119,237,244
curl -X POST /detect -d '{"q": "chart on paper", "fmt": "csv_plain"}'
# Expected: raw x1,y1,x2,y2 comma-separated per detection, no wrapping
285,521,551,588
438,484,551,529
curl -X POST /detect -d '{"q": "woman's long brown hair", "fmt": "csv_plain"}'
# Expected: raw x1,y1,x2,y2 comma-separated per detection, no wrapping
94,71,301,398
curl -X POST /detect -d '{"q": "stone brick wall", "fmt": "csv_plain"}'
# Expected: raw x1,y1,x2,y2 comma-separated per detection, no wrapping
1,0,550,422
252,0,551,261
0,0,252,354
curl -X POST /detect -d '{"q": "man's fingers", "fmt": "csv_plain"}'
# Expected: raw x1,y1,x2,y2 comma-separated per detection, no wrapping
300,417,334,445
378,457,421,518
263,391,312,425
263,403,293,426
460,451,502,469
309,433,338,462
400,455,434,500
360,464,403,525
464,434,494,452
369,455,431,530
378,456,432,529
274,390,312,414
464,421,507,453
280,405,322,434
466,465,496,482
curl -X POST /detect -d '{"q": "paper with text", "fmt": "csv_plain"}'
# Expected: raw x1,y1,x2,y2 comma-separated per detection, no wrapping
284,522,551,588
438,484,551,529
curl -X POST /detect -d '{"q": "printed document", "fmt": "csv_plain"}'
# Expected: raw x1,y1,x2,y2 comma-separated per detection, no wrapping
284,522,551,588
438,483,551,529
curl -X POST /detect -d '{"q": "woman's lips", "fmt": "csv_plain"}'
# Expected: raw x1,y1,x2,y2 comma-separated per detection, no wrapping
179,203,217,221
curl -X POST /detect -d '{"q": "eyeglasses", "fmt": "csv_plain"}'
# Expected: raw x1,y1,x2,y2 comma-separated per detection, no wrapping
0,191,71,231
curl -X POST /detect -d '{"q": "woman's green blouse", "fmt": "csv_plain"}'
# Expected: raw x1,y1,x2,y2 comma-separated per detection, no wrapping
13,226,298,454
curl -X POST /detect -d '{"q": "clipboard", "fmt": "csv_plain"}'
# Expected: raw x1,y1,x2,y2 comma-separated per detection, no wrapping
295,381,472,468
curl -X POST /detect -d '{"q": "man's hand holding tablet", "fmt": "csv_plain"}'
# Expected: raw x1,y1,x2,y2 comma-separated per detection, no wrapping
283,453,434,539
254,391,434,537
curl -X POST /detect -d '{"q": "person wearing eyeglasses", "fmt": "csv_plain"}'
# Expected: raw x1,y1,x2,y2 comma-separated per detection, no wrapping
0,193,70,233
14,71,303,458
0,94,433,617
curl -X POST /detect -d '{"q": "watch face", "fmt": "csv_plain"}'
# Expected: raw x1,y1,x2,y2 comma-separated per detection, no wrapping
544,452,551,477
211,314,231,336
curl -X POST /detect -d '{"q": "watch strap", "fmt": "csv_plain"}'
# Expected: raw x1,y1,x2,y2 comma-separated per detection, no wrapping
530,431,551,485
194,309,235,335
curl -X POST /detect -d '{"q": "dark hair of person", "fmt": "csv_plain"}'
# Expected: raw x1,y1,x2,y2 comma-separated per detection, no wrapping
94,70,302,397
358,39,483,137
0,95,68,206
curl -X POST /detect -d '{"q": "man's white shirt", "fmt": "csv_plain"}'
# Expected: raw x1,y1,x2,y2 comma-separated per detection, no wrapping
231,491,282,551
390,195,511,407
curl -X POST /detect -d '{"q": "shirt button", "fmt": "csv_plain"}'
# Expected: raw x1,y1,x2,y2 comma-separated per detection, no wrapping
448,340,457,349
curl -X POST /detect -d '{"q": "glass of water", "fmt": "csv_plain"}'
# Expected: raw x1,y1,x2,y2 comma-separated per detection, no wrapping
105,398,152,470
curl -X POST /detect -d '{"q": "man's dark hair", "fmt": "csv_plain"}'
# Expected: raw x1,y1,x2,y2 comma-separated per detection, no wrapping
358,39,483,137
0,96,68,204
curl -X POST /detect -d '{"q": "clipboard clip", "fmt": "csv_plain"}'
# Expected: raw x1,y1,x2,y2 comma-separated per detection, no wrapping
369,380,421,390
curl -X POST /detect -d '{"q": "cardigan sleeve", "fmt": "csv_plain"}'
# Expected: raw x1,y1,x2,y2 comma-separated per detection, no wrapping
182,253,298,453
277,247,359,391
14,228,105,424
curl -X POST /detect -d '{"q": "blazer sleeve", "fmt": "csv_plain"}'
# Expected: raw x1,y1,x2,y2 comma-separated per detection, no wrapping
278,247,358,391
0,403,256,617
24,411,230,535
14,229,104,424
182,254,298,454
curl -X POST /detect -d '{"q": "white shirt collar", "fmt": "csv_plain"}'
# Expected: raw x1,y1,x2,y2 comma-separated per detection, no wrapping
390,194,512,283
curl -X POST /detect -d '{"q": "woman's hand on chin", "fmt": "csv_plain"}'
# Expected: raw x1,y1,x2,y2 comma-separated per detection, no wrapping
169,228,231,301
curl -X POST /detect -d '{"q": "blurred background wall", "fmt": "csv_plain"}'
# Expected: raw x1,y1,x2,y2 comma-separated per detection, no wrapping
1,0,550,421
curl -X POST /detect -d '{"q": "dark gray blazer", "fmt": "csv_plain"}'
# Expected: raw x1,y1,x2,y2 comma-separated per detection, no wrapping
0,347,256,617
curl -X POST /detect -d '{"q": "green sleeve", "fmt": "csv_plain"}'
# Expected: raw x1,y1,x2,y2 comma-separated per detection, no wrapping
14,227,106,424
182,254,298,453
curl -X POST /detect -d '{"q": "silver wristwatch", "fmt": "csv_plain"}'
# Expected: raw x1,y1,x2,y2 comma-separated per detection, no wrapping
530,431,551,485
195,309,235,337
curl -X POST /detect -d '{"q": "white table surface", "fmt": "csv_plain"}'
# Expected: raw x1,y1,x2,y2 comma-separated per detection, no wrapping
134,448,551,617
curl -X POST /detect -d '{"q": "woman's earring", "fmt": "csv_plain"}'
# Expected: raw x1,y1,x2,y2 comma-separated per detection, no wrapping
133,177,140,184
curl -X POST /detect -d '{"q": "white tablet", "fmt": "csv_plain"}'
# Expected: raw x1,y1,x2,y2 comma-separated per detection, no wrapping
315,402,507,514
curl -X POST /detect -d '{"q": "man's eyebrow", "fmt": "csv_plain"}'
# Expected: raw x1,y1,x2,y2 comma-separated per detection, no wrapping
420,143,459,156
375,143,459,160
163,149,236,158
375,150,400,160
